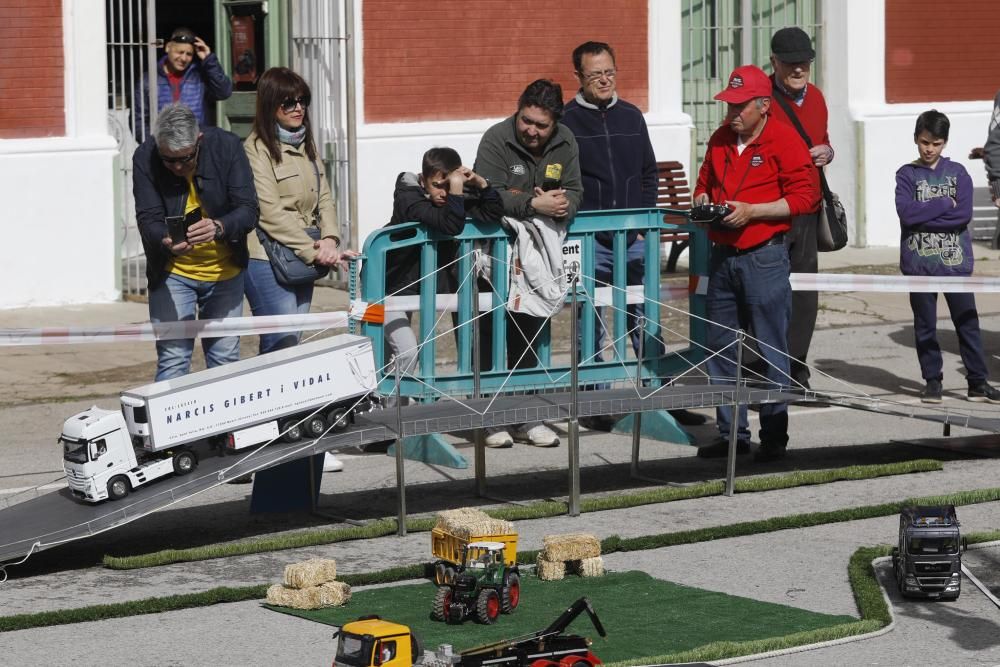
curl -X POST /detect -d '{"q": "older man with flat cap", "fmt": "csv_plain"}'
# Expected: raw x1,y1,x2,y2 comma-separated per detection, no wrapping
767,26,833,391
692,65,820,462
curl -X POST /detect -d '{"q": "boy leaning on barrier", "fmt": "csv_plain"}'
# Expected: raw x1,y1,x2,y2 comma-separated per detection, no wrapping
380,147,503,406
895,109,1000,404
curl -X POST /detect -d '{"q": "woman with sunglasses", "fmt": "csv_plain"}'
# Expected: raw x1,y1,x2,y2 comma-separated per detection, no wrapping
244,68,355,470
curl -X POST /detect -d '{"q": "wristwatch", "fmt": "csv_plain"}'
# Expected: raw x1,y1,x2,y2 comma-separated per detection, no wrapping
212,219,224,241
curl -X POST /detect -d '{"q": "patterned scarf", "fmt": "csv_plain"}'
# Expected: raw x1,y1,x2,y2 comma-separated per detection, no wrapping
276,123,306,147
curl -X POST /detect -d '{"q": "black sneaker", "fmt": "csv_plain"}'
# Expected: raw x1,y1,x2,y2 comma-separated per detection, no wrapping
696,437,750,458
921,379,943,404
753,443,787,463
968,382,1000,404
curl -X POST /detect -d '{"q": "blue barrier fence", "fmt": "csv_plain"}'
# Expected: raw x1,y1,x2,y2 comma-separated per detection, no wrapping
352,208,709,399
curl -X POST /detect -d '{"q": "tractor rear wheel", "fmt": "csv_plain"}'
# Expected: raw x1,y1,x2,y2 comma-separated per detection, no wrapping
432,587,452,622
501,572,520,613
475,589,500,624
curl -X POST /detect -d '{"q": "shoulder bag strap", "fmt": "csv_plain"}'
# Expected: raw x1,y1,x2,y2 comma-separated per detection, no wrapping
771,83,833,200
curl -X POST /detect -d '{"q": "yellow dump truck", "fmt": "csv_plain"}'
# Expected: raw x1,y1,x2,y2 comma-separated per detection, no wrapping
431,525,517,586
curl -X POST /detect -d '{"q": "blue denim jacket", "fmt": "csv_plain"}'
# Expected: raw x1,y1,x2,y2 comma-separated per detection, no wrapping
132,126,259,289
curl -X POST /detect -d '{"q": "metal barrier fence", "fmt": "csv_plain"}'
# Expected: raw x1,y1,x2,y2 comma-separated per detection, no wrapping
352,208,710,398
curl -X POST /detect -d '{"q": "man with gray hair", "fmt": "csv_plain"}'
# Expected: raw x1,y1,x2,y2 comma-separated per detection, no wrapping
133,103,258,380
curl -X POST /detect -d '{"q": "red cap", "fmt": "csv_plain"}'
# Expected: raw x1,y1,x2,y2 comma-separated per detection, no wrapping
714,65,772,103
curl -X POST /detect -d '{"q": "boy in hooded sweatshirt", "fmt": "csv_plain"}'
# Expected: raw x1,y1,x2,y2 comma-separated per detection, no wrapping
895,109,999,404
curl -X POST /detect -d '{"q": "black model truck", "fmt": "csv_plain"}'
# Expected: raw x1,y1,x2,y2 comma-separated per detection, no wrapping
432,541,520,624
892,505,962,600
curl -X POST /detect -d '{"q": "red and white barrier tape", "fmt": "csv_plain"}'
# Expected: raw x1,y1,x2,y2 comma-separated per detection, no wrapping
2,274,995,346
789,273,1000,293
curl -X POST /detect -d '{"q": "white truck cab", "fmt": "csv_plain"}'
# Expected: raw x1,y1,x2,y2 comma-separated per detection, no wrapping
61,406,193,502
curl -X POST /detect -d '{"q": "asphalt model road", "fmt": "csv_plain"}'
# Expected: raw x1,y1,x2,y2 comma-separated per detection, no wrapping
2,248,1000,665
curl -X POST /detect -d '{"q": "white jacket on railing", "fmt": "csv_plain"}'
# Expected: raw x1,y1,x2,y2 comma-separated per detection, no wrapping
503,215,569,318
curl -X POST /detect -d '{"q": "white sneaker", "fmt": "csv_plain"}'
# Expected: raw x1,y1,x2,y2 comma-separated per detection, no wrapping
323,452,344,472
511,423,560,447
484,429,513,448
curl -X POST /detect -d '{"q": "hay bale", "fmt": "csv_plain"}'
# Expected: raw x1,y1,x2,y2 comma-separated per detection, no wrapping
266,581,352,610
434,508,514,538
535,553,566,581
541,533,601,562
578,556,605,577
283,558,337,589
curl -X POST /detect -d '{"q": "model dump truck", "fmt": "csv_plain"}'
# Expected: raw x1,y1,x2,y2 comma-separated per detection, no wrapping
892,505,962,600
333,596,606,667
432,541,520,624
60,334,376,503
432,524,518,586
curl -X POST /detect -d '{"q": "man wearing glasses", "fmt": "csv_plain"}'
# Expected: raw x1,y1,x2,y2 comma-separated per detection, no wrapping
133,104,258,381
561,41,707,431
766,27,833,391
134,27,233,138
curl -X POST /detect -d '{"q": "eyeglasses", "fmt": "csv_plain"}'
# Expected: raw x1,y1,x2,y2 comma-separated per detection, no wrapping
581,69,616,83
160,143,199,165
170,34,196,45
279,96,311,113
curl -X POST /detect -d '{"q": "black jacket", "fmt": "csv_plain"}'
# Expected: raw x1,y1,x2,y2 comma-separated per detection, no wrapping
132,126,259,289
561,92,658,245
383,172,503,296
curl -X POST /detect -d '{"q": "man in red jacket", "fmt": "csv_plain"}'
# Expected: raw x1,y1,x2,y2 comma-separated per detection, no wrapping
767,26,832,390
693,65,820,462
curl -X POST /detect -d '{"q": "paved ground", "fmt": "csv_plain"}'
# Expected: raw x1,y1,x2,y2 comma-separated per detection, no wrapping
1,246,1000,666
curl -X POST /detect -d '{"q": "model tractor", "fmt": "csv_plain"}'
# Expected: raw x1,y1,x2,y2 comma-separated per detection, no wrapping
334,596,606,666
892,504,963,600
432,541,520,625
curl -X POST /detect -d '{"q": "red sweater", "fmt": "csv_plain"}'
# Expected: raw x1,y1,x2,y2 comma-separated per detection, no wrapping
694,116,820,249
768,78,831,150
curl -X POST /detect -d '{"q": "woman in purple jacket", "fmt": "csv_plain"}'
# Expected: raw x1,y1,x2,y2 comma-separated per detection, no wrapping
895,110,999,404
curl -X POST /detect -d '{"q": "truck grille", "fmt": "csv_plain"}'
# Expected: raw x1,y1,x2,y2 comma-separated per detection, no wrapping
915,577,948,589
915,561,952,574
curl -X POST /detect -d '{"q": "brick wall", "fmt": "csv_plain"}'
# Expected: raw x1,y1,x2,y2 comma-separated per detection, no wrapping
885,0,999,103
0,0,64,138
362,1,648,123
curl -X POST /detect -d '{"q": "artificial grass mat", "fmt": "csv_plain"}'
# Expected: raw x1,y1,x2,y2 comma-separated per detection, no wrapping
267,570,856,664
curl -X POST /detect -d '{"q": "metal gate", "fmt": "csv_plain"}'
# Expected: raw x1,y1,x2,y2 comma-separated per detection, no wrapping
107,0,158,298
682,0,822,171
291,1,354,282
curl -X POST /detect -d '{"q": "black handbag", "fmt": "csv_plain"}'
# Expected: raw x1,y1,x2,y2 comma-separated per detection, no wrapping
771,86,849,252
256,159,331,286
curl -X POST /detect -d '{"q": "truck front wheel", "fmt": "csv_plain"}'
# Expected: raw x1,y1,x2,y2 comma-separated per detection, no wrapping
107,476,130,501
173,450,197,475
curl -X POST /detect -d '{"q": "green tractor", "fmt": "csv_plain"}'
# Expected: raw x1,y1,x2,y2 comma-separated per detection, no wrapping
432,541,521,625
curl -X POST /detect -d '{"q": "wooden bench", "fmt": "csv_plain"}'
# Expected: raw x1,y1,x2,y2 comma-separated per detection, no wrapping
656,160,692,272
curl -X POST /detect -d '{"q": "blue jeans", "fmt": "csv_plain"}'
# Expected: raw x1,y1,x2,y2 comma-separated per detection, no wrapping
909,291,988,384
706,242,790,447
244,258,315,355
148,272,245,381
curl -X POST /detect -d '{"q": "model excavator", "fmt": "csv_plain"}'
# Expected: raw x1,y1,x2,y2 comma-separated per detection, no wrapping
333,596,607,666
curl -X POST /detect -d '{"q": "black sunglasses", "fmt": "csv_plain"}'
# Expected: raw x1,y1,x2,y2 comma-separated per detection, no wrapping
160,142,200,165
170,34,196,45
279,96,310,113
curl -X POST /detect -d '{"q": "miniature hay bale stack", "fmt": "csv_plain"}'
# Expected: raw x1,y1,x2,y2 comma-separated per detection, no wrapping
535,552,566,580
266,580,351,610
434,508,514,539
540,533,600,562
283,558,337,589
536,533,604,580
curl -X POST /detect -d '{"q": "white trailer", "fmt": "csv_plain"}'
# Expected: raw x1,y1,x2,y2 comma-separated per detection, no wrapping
61,334,377,503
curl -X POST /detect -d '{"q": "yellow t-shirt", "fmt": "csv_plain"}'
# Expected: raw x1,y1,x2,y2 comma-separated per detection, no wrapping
168,176,241,282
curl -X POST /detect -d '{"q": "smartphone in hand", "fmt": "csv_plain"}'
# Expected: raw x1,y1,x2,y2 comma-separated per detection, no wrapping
166,216,187,244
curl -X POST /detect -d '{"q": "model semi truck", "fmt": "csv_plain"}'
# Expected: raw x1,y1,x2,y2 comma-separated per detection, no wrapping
60,334,377,503
892,505,963,600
